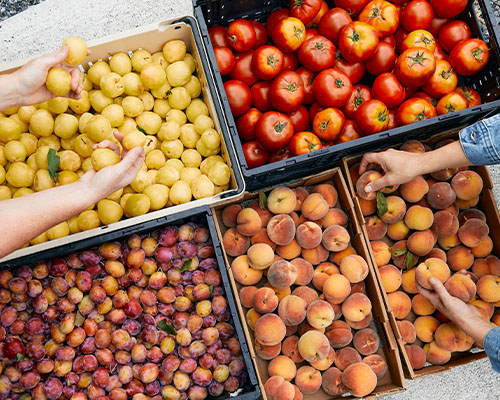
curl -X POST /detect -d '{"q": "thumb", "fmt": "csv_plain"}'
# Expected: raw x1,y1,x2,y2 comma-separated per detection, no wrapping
39,46,69,69
365,175,393,193
429,277,450,299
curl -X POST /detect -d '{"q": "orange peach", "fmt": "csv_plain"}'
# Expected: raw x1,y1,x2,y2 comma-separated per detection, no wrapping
298,330,331,363
313,184,338,207
432,210,459,237
401,140,425,152
379,264,402,293
267,260,298,290
430,168,457,181
246,308,261,330
346,312,373,330
239,285,257,308
302,193,329,221
310,347,336,371
381,195,407,224
323,208,348,228
392,240,418,269
255,341,281,360
341,362,377,398
472,255,500,278
312,262,339,291
407,230,436,257
397,320,416,344
322,225,350,252
325,320,353,348
286,325,299,338
402,268,418,294
330,246,357,265
436,323,474,352
323,273,351,304
477,275,500,303
414,316,440,343
458,218,489,248
423,247,447,262
444,273,476,302
236,207,262,236
278,295,307,326
456,194,480,209
334,347,362,371
353,328,379,356
447,245,474,271
253,287,279,314
292,286,319,306
359,197,377,216
321,367,347,396
248,200,273,226
268,355,297,381
340,255,369,283
342,293,372,322
400,175,429,203
307,300,335,329
472,236,493,258
427,182,456,210
492,310,500,326
458,208,486,225
267,186,297,214
350,281,366,295
265,283,292,302
223,228,250,257
424,341,451,365
297,320,323,336
387,290,411,319
456,269,479,284
267,214,296,246
371,240,391,267
294,366,322,395
387,220,410,241
365,215,387,241
254,313,286,346
247,243,275,270
356,170,383,200
404,345,426,370
231,255,263,285
276,238,301,260
363,354,388,378
294,187,309,211
282,335,304,363
264,376,287,400
405,205,434,231
296,221,323,249
451,170,483,201
412,293,436,316
289,258,314,286
302,244,329,265
442,202,459,217
251,228,277,250
415,258,451,289
222,204,242,227
437,233,461,250
266,378,295,400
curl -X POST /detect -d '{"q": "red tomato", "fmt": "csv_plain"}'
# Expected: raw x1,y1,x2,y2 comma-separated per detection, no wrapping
236,108,262,141
382,35,396,48
213,47,235,76
269,148,290,163
313,68,353,108
387,109,398,129
411,91,437,107
422,60,457,98
256,111,294,151
338,22,379,63
287,105,310,132
429,0,467,18
434,43,448,61
449,39,489,76
307,1,329,28
296,67,316,104
372,73,405,109
394,28,408,54
404,86,419,99
251,21,268,48
242,141,269,169
283,53,299,70
335,119,361,143
394,48,436,87
272,17,307,53
270,71,305,113
313,107,345,141
427,17,450,37
401,30,436,53
333,51,365,84
251,45,285,80
309,102,325,122
359,1,400,38
318,8,352,45
298,35,336,72
342,84,372,119
401,0,434,31
436,92,468,115
289,131,322,155
266,8,290,37
209,26,230,48
224,80,252,117
251,81,273,112
439,20,471,53
454,86,481,107
290,0,322,24
227,19,256,52
396,98,437,125
305,28,320,41
365,42,396,76
355,99,389,135
229,51,259,87
333,0,371,18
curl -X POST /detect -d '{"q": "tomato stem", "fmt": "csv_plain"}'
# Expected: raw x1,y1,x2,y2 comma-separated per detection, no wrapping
440,68,453,80
445,103,456,113
294,26,304,41
335,79,344,88
294,0,304,6
347,31,360,42
314,42,325,51
267,55,278,70
378,108,388,122
369,7,381,19
320,120,330,133
305,138,319,151
274,121,288,133
472,48,488,62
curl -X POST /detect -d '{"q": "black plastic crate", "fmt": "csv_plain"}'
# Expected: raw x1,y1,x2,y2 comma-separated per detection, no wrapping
1,205,260,400
194,0,500,191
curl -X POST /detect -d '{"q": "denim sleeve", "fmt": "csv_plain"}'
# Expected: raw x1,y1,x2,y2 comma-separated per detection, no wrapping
459,114,500,165
484,326,500,372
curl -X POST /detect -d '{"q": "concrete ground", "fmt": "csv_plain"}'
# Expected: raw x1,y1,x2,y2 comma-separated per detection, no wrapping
1,0,500,399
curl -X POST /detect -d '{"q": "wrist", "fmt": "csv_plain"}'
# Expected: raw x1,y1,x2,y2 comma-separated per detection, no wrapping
458,315,493,346
0,72,24,110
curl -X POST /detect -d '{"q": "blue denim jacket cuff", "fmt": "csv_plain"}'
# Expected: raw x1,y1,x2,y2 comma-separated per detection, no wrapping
484,326,500,372
459,115,500,165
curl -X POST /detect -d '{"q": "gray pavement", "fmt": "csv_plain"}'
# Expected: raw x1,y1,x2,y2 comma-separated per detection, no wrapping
1,0,500,399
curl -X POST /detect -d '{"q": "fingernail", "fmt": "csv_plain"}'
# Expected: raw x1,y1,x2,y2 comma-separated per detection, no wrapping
429,277,438,284
365,184,372,193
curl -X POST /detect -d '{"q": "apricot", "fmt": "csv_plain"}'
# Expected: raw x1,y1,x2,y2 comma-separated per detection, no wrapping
458,218,489,248
251,228,277,250
359,197,377,216
405,205,434,231
298,330,331,363
222,204,242,227
254,313,286,346
405,345,426,370
236,207,262,236
294,366,322,395
312,262,339,291
223,228,250,257
302,244,329,265
451,170,483,200
412,293,436,316
282,335,304,363
330,246,357,265
321,367,347,396
278,295,307,326
302,193,329,221
334,347,362,371
239,286,257,308
402,268,418,294
293,187,309,211
267,260,298,290
414,316,440,343
307,300,335,329
356,170,382,200
231,255,263,285
381,196,407,224
342,293,372,322
407,230,436,256
472,236,493,258
400,175,429,203
322,225,350,252
458,208,486,225
447,246,474,272
365,216,387,241
363,354,388,378
323,274,351,304
427,182,456,210
341,362,377,398
397,320,416,344
387,291,411,319
415,258,451,289
296,221,322,249
268,355,297,381
323,208,348,228
267,187,297,214
255,341,281,360
253,287,279,314
371,240,391,267
267,214,296,246
292,286,318,306
353,328,379,356
424,341,451,365
276,239,301,260
477,275,500,303
387,220,410,241
379,264,402,293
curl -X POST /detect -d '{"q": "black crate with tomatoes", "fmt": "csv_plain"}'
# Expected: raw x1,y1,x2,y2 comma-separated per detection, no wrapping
194,0,500,191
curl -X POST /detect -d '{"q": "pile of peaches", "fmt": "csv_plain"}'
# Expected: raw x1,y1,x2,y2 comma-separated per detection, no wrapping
221,183,388,398
351,138,500,371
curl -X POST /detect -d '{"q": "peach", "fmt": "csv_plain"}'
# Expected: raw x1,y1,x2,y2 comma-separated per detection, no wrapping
424,341,452,365
387,220,410,241
322,225,350,252
286,324,299,337
267,260,298,290
423,247,447,262
470,298,494,321
307,300,335,329
381,196,407,224
265,378,295,400
412,293,436,316
294,366,322,395
444,273,476,302
435,323,474,352
342,293,372,322
276,239,301,260
472,255,500,278
267,214,296,246
247,243,275,270
353,328,379,356
415,258,451,289
472,236,493,258
323,208,348,228
477,275,500,303
267,187,297,214
437,233,461,250
405,205,434,231
297,320,323,336
255,342,281,360
289,287,316,309
313,184,338,207
407,230,436,256
236,207,262,236
339,255,369,283
493,310,500,326
371,240,391,267
341,362,377,398
379,264,402,293
387,291,411,319
392,240,418,269
457,197,480,209
293,187,309,211
400,175,429,203
401,140,425,152
397,320,416,344
239,286,257,308
251,228,276,250
292,385,303,400
264,376,286,400
458,208,486,225
363,354,388,378
223,228,250,257
447,245,474,272
404,345,426,370
222,204,242,227
359,197,377,216
268,355,297,381
312,262,339,291
351,281,366,294
286,260,312,287
365,216,387,241
427,182,456,210
402,268,418,294
298,214,321,227
298,330,331,363
282,335,303,363
265,283,291,302
443,202,459,217
278,295,307,326
254,313,286,346
432,210,459,237
302,193,329,221
253,287,279,314
414,316,440,343
248,201,273,226
346,312,373,330
302,244,329,265
246,308,261,330
430,168,457,181
321,367,347,396
334,347,362,371
326,320,353,348
350,163,362,185
296,222,323,249
356,170,383,200
456,269,479,284
458,218,489,248
231,256,263,285
310,347,336,371
323,274,351,304
451,170,483,201
330,246,357,265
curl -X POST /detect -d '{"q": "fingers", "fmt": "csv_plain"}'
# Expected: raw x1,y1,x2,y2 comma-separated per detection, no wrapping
416,281,444,311
364,174,394,194
92,140,120,156
113,130,125,143
37,46,69,71
63,65,82,95
428,277,452,302
359,153,382,175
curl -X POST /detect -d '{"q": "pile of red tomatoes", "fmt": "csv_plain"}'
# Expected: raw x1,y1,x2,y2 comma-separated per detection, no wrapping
209,0,488,169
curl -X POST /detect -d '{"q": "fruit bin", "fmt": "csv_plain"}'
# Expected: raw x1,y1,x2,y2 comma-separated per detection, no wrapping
341,126,500,379
193,0,500,191
0,16,245,269
211,168,406,399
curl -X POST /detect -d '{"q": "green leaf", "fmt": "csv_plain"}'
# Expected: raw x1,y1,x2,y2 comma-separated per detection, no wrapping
47,148,60,182
158,319,177,335
376,191,388,217
385,185,394,190
137,126,147,134
20,395,30,400
177,258,192,273
406,251,414,270
209,284,213,295
16,353,26,361
259,190,267,210
390,248,407,257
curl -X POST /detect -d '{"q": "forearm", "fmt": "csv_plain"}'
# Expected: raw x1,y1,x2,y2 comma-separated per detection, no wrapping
416,140,472,175
457,316,493,347
0,73,22,111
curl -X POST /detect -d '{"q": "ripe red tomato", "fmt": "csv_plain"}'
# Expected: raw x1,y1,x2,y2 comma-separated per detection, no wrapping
309,102,325,122
224,80,252,117
394,28,408,54
382,35,396,48
439,20,471,53
242,141,269,169
305,28,320,41
401,0,434,31
394,48,436,87
229,51,259,87
401,30,436,53
449,39,489,76
251,45,285,80
251,21,268,48
236,108,262,141
411,91,437,107
227,19,256,52
283,53,299,70
422,60,457,98
372,73,406,109
342,84,372,119
318,8,352,45
266,8,290,37
313,107,345,141
427,17,450,37
333,51,365,84
338,22,379,63
436,92,468,115
387,109,398,129
313,68,353,108
335,119,361,143
298,35,336,72
355,99,389,135
359,1,400,38
454,86,481,107
209,26,230,48
434,43,448,61
287,105,310,132
289,131,322,155
396,98,437,125
270,71,305,113
255,111,294,151
269,148,290,163
251,81,272,112
296,67,316,104
365,42,396,76
272,17,307,53
333,0,371,18
307,1,329,28
429,0,467,18
213,47,235,76
290,0,322,24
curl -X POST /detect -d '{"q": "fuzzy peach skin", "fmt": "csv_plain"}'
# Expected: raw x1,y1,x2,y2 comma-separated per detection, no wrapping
298,330,331,363
254,313,286,346
415,258,450,290
267,186,297,214
341,362,377,398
